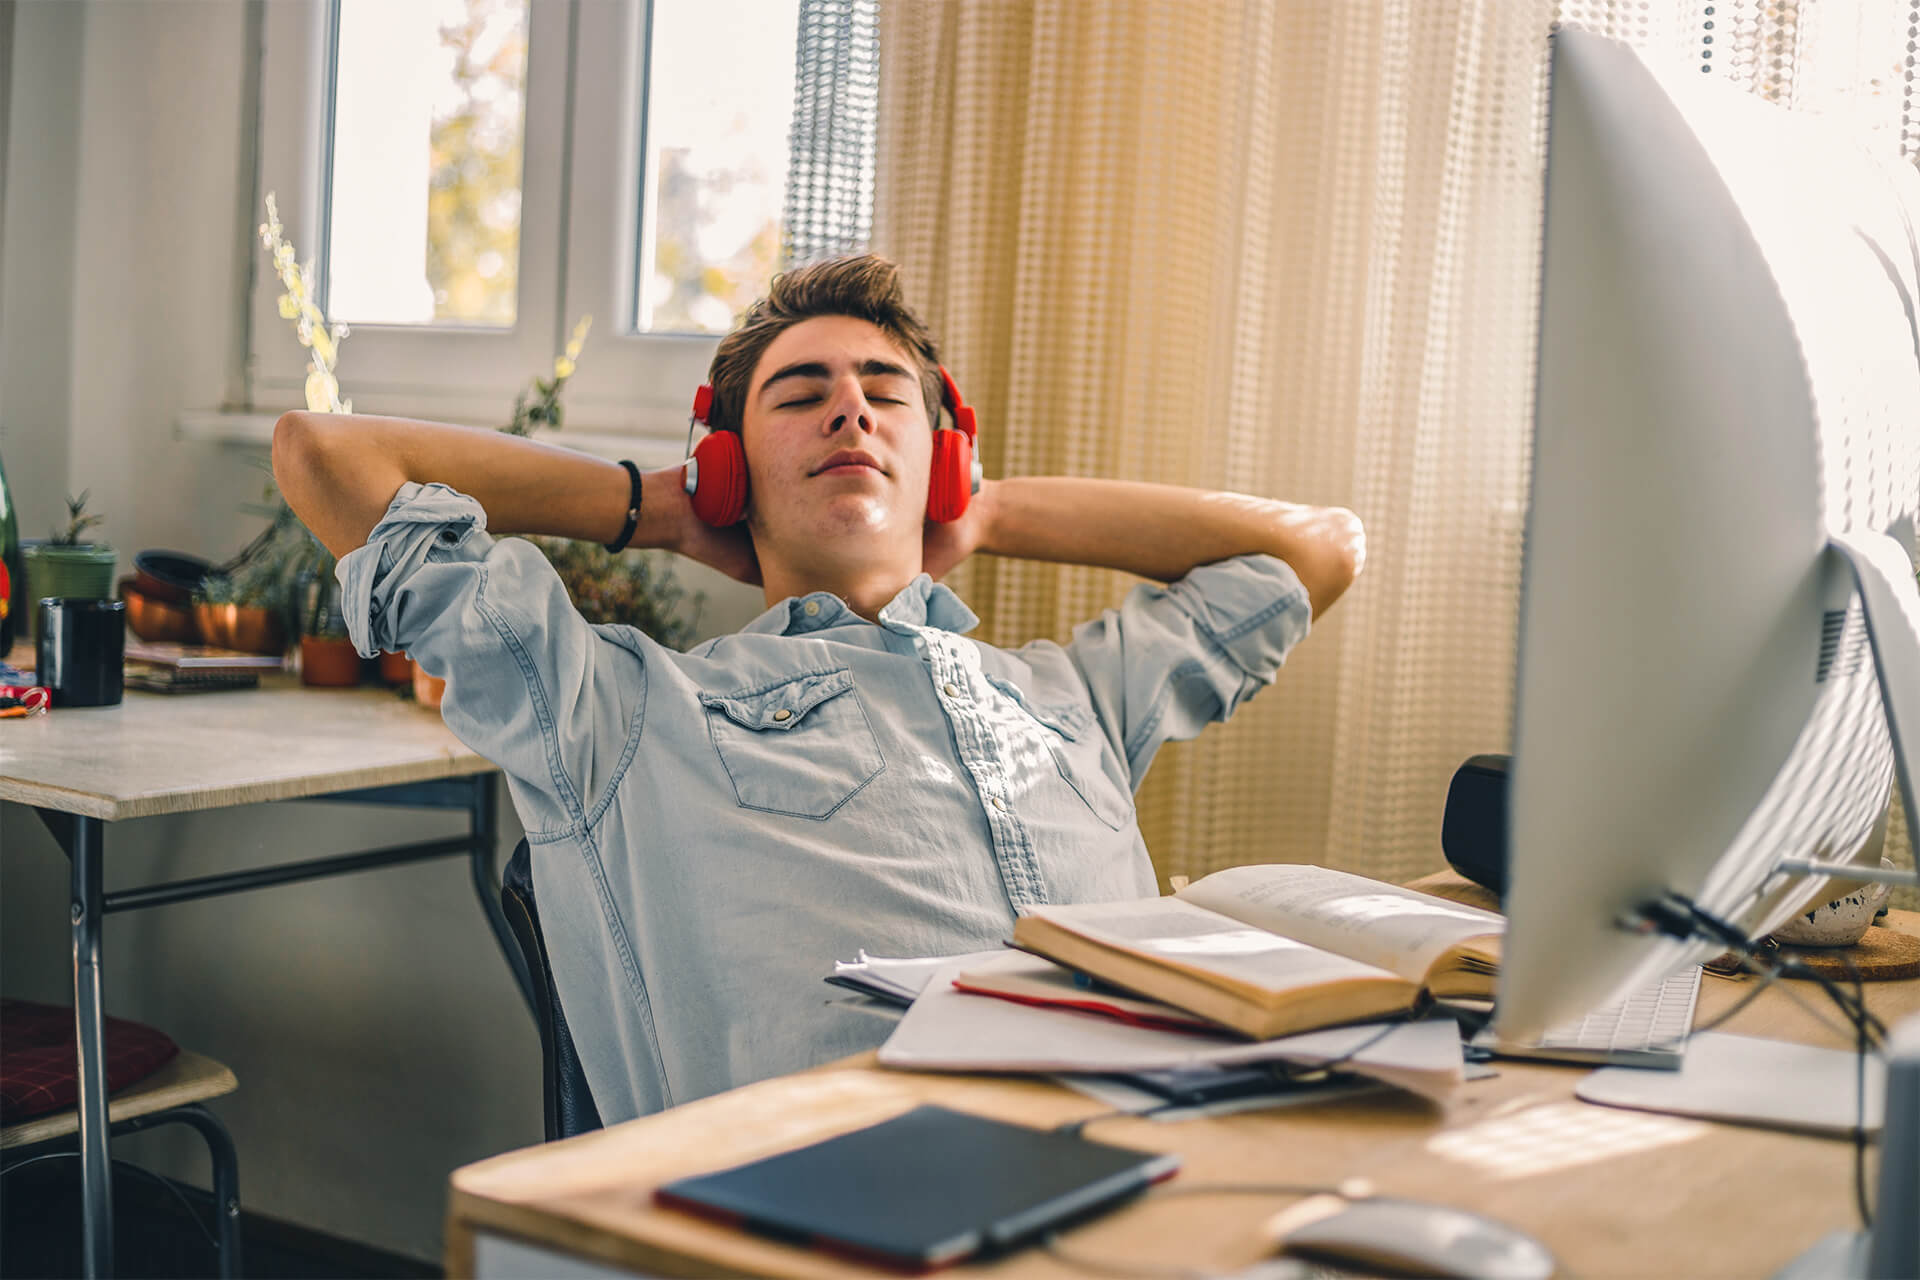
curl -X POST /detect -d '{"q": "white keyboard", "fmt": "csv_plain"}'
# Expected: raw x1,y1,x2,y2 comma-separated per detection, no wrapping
1472,964,1703,1069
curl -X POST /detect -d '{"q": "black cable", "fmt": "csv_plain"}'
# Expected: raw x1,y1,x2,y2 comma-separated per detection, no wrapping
1054,1100,1188,1137
1845,954,1873,1230
1271,1018,1408,1084
1667,894,1887,1043
1055,1019,1411,1138
1691,958,1781,1034
1775,954,1886,1048
1663,891,1884,1232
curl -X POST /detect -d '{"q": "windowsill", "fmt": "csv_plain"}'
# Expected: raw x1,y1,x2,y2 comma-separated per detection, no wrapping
174,410,687,470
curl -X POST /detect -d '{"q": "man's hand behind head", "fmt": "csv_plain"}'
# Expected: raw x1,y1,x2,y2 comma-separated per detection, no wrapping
669,492,763,588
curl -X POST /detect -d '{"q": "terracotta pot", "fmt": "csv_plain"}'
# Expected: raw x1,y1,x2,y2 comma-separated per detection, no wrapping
378,649,414,685
193,602,284,656
412,657,447,709
300,635,363,687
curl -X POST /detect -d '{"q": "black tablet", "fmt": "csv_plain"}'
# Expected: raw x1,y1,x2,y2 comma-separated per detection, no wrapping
654,1103,1180,1272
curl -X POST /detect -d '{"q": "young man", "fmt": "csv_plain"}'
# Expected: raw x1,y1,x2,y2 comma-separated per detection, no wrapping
273,255,1364,1123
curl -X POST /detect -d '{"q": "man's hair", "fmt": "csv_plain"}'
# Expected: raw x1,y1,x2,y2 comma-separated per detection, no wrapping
704,255,945,436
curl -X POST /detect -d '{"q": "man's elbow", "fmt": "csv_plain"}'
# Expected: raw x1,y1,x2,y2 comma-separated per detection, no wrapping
271,410,325,496
271,411,371,558
1302,507,1365,618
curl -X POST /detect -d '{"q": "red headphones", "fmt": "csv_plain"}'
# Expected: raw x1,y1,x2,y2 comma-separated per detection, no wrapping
681,366,981,527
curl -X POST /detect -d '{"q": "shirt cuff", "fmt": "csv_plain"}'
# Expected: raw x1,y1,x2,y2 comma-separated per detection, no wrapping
1181,552,1313,685
336,482,490,658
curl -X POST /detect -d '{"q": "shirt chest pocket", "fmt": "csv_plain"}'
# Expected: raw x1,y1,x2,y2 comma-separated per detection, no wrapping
989,678,1134,831
698,668,886,819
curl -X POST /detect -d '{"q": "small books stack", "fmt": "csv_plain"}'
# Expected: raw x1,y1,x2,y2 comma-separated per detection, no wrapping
1000,864,1503,1041
124,640,284,694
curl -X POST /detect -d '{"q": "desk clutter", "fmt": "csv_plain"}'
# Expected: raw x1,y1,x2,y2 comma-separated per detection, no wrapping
779,863,1917,1273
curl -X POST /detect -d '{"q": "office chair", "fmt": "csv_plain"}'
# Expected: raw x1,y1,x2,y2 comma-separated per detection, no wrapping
501,839,603,1141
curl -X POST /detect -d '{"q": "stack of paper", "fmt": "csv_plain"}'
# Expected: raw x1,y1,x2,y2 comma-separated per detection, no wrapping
856,952,1463,1102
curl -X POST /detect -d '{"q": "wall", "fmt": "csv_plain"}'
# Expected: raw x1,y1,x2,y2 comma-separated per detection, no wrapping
0,0,762,1262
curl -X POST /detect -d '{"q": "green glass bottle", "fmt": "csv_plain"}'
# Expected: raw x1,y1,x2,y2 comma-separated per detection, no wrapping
0,450,23,657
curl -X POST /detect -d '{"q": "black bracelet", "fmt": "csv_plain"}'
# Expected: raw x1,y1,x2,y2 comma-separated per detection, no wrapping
603,459,642,553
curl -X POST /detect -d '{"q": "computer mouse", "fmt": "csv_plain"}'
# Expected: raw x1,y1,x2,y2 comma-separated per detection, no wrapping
1266,1192,1556,1280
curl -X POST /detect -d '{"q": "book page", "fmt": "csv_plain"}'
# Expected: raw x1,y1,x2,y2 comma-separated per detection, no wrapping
1176,865,1504,983
1023,896,1399,992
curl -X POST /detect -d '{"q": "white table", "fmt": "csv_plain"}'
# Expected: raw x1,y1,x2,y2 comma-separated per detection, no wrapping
0,664,520,1278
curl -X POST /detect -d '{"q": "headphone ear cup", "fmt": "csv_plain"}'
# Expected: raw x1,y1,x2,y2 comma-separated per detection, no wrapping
926,429,973,523
688,430,749,527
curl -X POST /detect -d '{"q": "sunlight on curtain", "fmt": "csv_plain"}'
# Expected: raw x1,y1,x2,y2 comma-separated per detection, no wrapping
874,0,1916,898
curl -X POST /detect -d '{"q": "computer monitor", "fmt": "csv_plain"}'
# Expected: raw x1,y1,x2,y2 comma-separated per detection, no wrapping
1498,29,1920,1039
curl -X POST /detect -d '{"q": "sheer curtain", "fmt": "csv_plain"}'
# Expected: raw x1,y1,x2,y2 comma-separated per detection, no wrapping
783,0,880,266
873,0,1917,892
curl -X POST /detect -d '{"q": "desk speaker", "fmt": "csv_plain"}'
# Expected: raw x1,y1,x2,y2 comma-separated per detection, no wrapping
1441,754,1510,899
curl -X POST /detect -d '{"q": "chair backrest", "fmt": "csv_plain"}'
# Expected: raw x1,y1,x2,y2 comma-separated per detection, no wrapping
501,839,603,1141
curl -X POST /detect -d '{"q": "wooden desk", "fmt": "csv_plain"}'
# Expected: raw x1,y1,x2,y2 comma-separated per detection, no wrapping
447,935,1920,1278
0,662,513,1278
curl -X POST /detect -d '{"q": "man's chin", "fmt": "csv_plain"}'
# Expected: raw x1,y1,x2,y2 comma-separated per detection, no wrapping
785,498,922,549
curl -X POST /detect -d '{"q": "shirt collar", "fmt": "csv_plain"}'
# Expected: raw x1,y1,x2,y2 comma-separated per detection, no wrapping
740,575,980,637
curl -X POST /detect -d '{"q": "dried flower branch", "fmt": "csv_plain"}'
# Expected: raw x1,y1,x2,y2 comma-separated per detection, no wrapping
259,192,352,415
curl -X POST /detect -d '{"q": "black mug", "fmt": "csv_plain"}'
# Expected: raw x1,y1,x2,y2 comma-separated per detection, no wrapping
36,598,125,708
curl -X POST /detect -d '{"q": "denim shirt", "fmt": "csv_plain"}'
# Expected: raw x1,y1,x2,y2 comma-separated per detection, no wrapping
339,482,1312,1123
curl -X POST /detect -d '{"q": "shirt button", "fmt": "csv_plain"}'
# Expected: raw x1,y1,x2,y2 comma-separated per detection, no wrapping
772,708,792,722
991,796,1006,812
803,600,821,616
943,682,959,697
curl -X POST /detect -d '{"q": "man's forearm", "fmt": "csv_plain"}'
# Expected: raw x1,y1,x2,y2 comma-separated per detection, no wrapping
978,477,1365,617
272,411,684,559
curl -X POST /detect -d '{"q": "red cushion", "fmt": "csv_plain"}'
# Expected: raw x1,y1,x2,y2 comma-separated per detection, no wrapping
0,999,180,1124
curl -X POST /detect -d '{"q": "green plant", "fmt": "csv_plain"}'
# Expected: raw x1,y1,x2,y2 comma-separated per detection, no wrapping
504,316,591,436
50,491,106,547
300,545,349,640
495,313,704,649
195,489,333,636
520,535,698,649
219,192,700,658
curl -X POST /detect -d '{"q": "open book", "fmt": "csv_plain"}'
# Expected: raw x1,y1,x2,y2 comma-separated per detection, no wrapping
1012,865,1503,1040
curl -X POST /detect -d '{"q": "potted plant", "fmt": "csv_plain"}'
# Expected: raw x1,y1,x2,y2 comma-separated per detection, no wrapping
296,553,361,687
21,492,117,636
192,572,286,656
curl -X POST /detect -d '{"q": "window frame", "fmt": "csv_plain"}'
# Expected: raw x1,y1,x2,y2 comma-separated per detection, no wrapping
550,0,718,438
248,0,714,445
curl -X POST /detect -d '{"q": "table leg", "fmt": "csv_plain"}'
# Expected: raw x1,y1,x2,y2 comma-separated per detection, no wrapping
67,814,115,1278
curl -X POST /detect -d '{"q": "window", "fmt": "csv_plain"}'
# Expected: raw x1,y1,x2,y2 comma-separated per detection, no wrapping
251,0,876,443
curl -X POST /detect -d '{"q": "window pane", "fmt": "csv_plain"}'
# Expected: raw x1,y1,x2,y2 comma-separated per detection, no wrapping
327,0,530,327
636,0,800,333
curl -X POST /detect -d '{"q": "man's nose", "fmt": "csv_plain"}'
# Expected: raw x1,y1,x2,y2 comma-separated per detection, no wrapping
824,379,875,434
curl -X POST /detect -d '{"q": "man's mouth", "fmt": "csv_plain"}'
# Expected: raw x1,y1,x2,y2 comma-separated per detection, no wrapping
812,451,885,476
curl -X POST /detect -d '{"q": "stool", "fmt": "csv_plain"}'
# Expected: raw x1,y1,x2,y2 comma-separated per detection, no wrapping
1,1002,242,1280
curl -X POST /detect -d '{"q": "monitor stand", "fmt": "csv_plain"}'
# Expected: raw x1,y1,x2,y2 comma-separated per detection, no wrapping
1775,530,1920,1279
1771,1015,1919,1279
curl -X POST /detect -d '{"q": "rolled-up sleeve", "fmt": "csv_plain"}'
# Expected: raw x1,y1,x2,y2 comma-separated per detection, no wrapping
337,482,648,835
1050,553,1312,789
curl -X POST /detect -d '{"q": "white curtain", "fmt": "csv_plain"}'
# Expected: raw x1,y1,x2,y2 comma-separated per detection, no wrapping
875,0,1916,898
